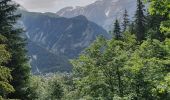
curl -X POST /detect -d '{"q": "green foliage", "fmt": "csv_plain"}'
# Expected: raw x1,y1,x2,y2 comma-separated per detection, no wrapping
25,74,65,100
161,20,170,37
26,76,48,100
70,1,170,98
71,34,137,99
0,35,14,99
145,13,165,41
21,0,170,99
147,0,170,17
125,39,170,99
71,34,170,99
48,78,64,100
0,0,30,99
0,0,169,99
147,0,170,36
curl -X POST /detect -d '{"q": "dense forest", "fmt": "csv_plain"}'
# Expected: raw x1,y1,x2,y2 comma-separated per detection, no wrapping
0,0,170,100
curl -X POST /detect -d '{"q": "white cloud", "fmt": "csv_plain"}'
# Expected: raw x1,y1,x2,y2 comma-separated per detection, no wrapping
13,0,97,12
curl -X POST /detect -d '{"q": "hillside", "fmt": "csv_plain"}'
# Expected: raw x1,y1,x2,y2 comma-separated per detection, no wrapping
20,11,109,73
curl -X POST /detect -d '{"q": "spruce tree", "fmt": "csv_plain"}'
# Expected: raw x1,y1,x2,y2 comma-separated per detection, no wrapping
0,0,30,99
122,9,129,32
113,19,121,40
134,0,146,42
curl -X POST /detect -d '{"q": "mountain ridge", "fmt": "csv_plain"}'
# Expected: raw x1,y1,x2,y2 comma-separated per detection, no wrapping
56,0,136,30
19,10,109,73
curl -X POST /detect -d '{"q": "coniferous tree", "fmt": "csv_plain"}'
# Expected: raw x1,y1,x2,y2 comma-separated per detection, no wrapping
113,19,121,40
134,0,146,42
0,0,30,99
122,9,129,32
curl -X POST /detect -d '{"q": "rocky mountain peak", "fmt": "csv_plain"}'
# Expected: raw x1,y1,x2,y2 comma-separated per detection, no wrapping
56,0,136,30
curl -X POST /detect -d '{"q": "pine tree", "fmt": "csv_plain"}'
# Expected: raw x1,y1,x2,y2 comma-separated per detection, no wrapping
113,19,121,40
0,0,30,99
122,9,129,32
134,0,146,42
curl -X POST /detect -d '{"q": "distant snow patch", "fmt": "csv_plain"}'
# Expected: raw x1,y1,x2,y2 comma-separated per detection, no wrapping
32,55,37,60
25,32,30,39
105,9,110,17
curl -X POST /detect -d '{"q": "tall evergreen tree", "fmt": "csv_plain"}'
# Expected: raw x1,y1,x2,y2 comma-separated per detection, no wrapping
122,9,129,32
0,0,30,99
134,0,146,42
113,19,121,40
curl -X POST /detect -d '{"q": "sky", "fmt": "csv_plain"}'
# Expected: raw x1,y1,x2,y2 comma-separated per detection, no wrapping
13,0,97,13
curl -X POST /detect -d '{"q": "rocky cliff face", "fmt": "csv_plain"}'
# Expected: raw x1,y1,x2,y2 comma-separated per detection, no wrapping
56,0,136,30
20,11,109,73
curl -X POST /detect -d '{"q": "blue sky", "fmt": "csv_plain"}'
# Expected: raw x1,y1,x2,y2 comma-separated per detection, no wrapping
13,0,97,12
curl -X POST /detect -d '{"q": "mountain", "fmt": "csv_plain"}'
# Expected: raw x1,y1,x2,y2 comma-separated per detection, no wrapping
27,40,71,74
56,0,136,30
19,11,108,74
